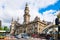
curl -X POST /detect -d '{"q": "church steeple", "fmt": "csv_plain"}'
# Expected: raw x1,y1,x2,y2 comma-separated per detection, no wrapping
23,3,30,24
26,3,28,7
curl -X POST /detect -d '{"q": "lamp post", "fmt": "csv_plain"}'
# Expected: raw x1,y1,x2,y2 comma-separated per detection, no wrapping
53,25,55,40
53,15,56,40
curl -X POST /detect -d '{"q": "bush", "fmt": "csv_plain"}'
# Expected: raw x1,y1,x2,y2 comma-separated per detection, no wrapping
0,36,5,39
4,26,10,32
0,26,3,30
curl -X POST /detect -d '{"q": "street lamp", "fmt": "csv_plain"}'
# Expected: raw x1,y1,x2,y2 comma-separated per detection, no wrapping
53,26,56,40
53,15,56,40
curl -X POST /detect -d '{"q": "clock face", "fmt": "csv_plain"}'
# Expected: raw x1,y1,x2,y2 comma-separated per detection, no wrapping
25,10,29,13
12,27,14,29
12,24,14,26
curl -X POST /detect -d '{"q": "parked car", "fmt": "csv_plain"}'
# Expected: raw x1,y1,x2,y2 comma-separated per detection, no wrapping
32,34,39,38
15,34,22,39
16,33,30,39
21,33,30,39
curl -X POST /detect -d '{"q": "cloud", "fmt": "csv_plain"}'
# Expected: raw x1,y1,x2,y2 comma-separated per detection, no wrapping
0,0,58,9
28,0,58,9
55,10,60,15
0,0,58,27
42,10,57,24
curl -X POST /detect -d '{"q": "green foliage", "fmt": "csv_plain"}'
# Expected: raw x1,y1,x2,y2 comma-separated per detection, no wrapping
4,26,10,32
0,36,5,39
0,26,10,32
0,26,3,30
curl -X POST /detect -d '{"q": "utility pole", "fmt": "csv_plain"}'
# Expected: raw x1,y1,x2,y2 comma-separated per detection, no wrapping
53,16,55,39
53,15,56,40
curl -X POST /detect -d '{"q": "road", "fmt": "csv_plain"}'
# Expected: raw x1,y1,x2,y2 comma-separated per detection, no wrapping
6,38,46,40
2,38,47,40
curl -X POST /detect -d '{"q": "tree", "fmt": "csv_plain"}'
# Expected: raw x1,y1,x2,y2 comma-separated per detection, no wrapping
0,26,3,30
4,26,10,32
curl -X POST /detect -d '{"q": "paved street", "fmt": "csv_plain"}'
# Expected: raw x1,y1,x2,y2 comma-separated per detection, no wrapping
20,38,46,40
9,38,46,40
3,38,46,40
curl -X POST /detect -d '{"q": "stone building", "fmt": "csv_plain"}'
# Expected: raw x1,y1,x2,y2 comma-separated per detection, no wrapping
10,3,48,35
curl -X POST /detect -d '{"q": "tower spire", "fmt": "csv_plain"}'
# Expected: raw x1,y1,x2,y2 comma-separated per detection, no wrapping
24,3,29,14
23,3,30,24
26,3,28,7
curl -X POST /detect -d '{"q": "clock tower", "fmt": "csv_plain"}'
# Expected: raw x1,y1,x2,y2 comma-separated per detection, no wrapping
23,3,30,24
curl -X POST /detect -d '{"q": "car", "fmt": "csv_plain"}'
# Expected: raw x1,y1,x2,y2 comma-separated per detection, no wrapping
32,34,39,38
15,34,22,39
21,33,30,39
16,33,30,39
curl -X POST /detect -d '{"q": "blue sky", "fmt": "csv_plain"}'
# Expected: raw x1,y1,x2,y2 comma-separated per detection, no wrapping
0,0,60,27
39,0,60,14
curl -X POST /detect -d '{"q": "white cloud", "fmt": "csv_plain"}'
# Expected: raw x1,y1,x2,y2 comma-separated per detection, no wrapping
55,10,60,15
0,0,58,27
0,0,58,9
42,10,57,24
28,0,58,9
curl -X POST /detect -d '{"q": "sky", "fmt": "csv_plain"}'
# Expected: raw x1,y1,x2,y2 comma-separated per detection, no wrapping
0,0,60,28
